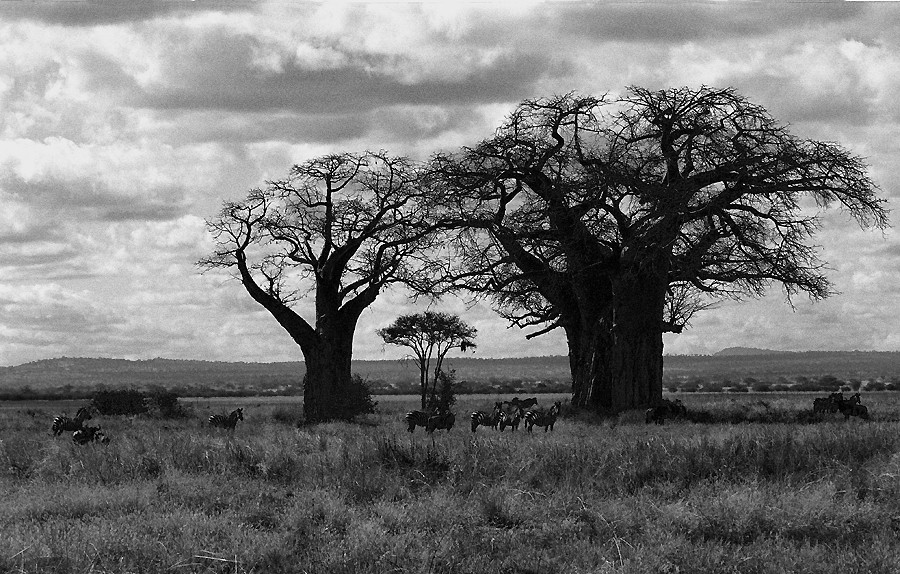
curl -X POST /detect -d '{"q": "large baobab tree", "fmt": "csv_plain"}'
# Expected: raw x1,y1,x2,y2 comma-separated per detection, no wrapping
201,152,440,422
431,86,887,413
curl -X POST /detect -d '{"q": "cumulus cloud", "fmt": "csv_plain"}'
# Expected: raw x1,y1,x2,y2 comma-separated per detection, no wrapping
0,2,898,366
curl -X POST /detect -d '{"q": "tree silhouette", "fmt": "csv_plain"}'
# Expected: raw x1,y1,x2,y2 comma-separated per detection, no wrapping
201,152,441,422
378,311,476,409
431,86,887,413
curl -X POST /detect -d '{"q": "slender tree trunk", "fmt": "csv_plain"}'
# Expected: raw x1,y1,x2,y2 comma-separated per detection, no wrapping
419,365,428,410
569,269,667,413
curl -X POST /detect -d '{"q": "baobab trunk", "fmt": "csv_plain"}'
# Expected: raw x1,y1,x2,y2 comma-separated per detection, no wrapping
570,270,667,413
301,325,355,423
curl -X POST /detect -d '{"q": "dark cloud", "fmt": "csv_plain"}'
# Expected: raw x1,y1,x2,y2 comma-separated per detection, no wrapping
0,0,252,26
542,2,864,44
150,103,490,148
0,173,186,223
121,28,556,114
140,55,553,113
151,110,371,145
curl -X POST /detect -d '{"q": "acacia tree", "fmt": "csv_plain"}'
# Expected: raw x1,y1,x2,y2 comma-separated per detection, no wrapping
431,86,886,413
377,311,476,410
200,152,441,422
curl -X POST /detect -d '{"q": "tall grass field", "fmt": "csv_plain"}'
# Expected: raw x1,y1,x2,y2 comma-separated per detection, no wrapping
2,392,900,573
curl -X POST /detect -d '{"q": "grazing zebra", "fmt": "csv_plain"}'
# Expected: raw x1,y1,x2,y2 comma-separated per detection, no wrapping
471,402,502,432
645,398,687,424
509,397,538,411
52,406,92,436
498,406,523,432
73,425,109,445
524,401,561,433
838,397,869,421
208,408,244,430
425,411,455,433
405,410,432,433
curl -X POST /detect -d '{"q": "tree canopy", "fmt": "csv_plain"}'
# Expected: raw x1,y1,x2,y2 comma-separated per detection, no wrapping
201,151,442,421
378,311,476,409
430,86,886,411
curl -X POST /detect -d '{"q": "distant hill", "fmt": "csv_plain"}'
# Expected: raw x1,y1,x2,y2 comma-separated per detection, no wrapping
715,347,794,356
664,350,900,382
0,355,574,397
2,351,899,398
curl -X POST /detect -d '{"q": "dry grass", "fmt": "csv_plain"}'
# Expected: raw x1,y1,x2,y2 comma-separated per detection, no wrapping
1,393,899,573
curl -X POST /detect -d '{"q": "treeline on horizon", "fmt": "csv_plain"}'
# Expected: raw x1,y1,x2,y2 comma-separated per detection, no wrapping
2,351,900,401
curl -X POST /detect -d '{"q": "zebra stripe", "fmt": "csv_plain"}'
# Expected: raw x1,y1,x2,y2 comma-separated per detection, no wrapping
404,410,431,433
498,407,523,432
524,401,561,433
52,406,92,436
470,402,502,432
73,425,109,445
208,408,244,430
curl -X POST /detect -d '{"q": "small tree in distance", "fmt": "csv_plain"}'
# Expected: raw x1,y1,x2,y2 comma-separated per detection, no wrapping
378,311,476,410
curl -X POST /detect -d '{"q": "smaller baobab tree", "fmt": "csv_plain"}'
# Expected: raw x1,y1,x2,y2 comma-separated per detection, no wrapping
200,151,442,423
378,311,477,410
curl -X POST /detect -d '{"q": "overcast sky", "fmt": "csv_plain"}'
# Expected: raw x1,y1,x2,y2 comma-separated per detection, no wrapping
1,1,899,366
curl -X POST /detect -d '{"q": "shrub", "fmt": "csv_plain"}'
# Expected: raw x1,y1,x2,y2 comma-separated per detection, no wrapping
91,389,148,416
346,374,378,418
426,369,457,413
146,390,188,418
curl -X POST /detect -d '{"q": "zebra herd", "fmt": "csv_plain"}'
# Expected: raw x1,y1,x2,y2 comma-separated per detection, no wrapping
406,397,562,435
812,392,870,420
48,405,246,445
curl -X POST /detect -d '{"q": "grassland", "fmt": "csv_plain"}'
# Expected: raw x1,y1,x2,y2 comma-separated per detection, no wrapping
2,393,900,573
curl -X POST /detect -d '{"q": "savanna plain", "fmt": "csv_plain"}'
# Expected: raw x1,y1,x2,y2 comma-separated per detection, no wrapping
3,392,900,574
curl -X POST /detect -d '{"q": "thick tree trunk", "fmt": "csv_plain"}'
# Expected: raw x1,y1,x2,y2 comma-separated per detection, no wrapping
570,270,667,413
301,321,355,423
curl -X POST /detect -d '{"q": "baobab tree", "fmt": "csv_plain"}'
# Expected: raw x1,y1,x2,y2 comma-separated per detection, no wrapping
431,86,887,413
200,152,441,422
378,311,477,409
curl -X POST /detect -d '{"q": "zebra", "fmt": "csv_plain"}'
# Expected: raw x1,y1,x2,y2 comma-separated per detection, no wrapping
838,396,869,420
524,401,561,433
498,406,523,432
208,408,244,430
509,397,538,411
405,410,432,433
52,406,92,436
425,411,455,433
73,425,109,445
471,402,502,432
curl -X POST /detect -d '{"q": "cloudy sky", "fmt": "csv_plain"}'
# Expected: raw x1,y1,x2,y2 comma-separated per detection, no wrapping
1,1,899,366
